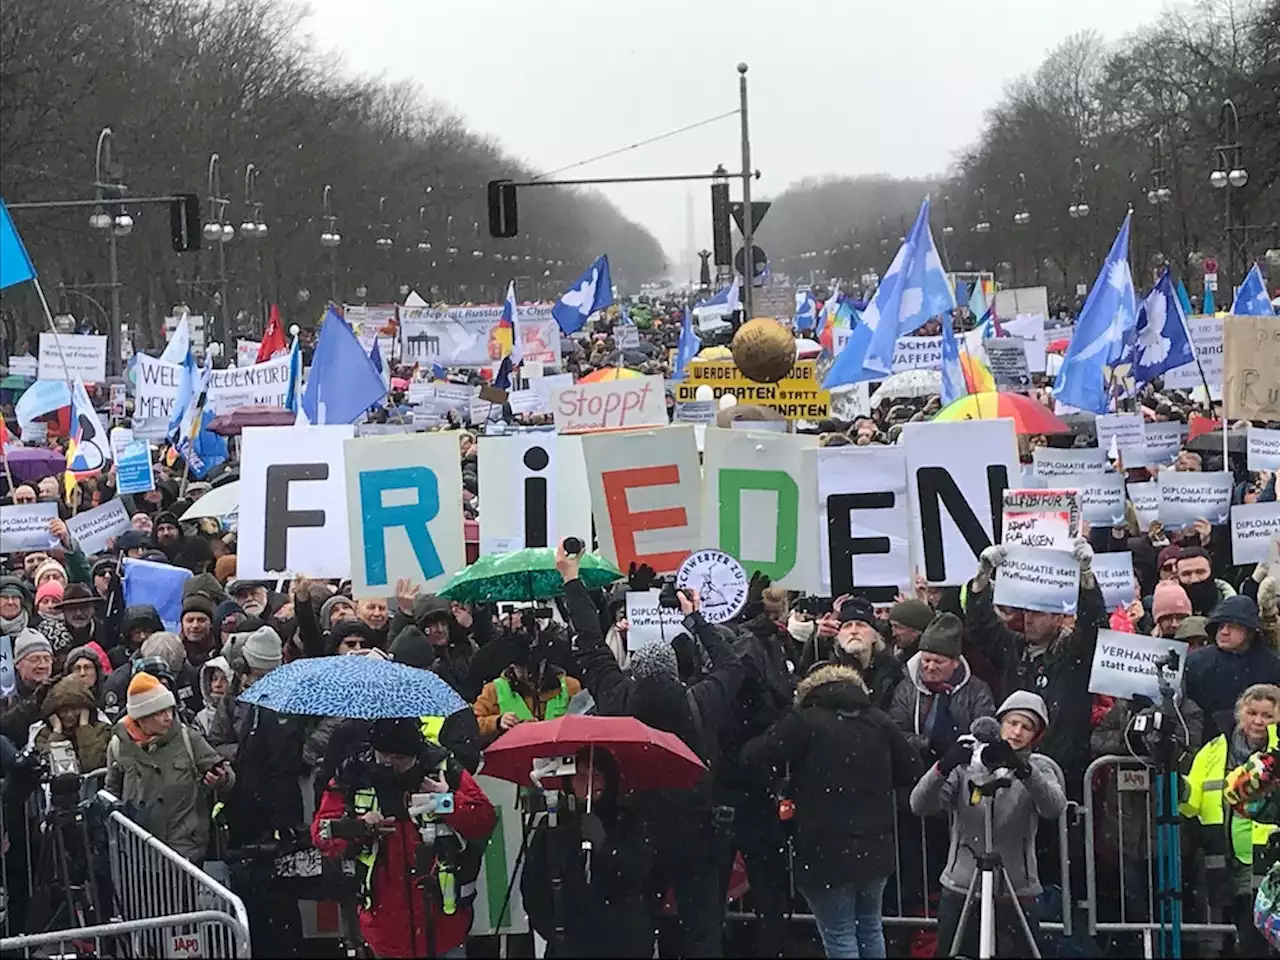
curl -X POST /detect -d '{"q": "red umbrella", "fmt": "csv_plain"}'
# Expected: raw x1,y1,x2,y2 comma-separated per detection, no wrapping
1047,338,1071,354
207,405,296,436
481,714,705,792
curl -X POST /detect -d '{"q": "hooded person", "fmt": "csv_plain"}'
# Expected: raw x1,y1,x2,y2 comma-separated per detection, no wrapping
472,630,583,746
62,643,110,701
111,604,165,669
101,631,203,724
1186,596,1280,743
193,656,233,737
33,674,112,773
910,691,1068,958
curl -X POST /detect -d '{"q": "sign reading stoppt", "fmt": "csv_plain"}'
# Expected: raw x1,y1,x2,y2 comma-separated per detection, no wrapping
553,375,667,434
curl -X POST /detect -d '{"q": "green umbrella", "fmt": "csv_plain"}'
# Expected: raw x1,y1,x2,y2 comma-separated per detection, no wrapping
438,547,622,603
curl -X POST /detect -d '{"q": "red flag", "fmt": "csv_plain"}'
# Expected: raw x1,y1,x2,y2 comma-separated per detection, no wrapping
1187,414,1223,442
257,304,287,362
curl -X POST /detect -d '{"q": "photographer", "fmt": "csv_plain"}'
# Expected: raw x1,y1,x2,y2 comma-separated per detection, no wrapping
1,628,56,738
909,691,1067,957
472,632,582,746
311,717,496,959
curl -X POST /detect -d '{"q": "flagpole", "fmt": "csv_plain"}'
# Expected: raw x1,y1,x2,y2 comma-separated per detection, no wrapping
31,275,88,510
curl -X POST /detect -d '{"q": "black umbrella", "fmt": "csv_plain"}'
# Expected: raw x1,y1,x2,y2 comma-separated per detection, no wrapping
1185,429,1248,455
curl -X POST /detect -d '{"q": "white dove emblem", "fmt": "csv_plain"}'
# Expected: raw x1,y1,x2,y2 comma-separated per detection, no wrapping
561,268,599,316
1137,290,1170,366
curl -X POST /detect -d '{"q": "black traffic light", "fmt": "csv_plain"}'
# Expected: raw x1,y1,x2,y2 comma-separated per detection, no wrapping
487,180,518,238
710,183,731,266
170,193,202,252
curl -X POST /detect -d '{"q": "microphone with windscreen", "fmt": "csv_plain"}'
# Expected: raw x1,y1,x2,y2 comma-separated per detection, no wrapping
562,537,585,557
967,716,1007,774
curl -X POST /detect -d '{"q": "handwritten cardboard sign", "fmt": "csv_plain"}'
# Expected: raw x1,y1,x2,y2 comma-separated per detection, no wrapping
553,374,667,434
1001,489,1079,549
1224,315,1280,422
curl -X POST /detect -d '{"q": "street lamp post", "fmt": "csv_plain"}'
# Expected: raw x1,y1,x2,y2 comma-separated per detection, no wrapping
1012,173,1031,282
1148,132,1173,272
1210,98,1247,285
90,127,131,376
319,185,341,305
375,196,395,300
203,154,234,359
1069,158,1091,295
240,163,269,332
940,195,954,271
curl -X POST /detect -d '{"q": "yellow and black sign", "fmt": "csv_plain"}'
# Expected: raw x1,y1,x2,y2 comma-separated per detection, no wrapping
675,359,830,420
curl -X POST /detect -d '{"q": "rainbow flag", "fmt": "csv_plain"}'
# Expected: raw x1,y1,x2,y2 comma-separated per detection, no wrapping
64,378,112,499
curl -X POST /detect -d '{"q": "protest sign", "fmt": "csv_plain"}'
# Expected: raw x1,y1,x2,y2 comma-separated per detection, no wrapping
239,425,353,579
993,287,1050,330
1159,471,1234,526
1164,315,1224,397
553,375,667,434
582,425,701,574
109,383,126,418
701,429,818,589
993,545,1080,614
0,502,59,553
132,354,185,439
208,353,295,412
407,380,433,404
904,419,1020,586
1224,314,1280,422
890,337,942,373
38,333,107,382
1127,481,1160,532
470,395,504,426
478,434,593,552
121,558,192,631
1060,471,1127,526
0,636,14,699
1141,422,1186,467
984,338,1032,390
613,324,641,350
1089,629,1187,701
1002,313,1048,373
1248,427,1280,472
1231,501,1280,566
1095,413,1147,464
237,340,261,368
8,354,37,379
343,433,465,598
675,360,829,420
1033,446,1108,478
343,305,398,358
116,440,156,495
625,590,685,649
399,304,560,368
1093,552,1137,610
507,390,543,416
432,383,475,416
66,498,132,556
532,373,574,409
1001,489,1079,549
674,401,715,424
816,446,912,602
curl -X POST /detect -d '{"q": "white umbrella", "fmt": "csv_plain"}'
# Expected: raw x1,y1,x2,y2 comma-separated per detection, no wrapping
794,338,822,357
870,370,941,406
180,481,240,521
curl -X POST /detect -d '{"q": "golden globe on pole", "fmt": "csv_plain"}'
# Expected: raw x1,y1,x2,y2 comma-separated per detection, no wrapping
730,317,796,383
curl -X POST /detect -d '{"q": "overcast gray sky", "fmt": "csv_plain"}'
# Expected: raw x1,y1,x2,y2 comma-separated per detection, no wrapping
304,0,1174,278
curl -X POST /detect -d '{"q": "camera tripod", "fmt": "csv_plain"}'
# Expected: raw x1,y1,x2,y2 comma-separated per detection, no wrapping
947,774,1041,960
29,780,102,934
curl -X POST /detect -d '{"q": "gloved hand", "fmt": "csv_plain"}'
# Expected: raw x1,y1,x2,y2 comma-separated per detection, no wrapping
1072,537,1094,571
627,562,658,593
1260,577,1278,618
981,738,1031,779
978,545,1007,576
938,741,971,776
748,571,772,605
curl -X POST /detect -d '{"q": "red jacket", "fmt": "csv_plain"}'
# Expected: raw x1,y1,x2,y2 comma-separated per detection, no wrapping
311,770,496,958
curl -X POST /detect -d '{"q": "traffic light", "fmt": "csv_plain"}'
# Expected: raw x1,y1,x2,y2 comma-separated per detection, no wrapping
487,180,518,238
710,183,731,266
170,193,202,252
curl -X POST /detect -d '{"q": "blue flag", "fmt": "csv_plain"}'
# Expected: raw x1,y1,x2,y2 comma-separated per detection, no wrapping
121,558,193,631
674,305,700,381
551,255,613,335
300,307,388,424
939,310,968,407
1132,267,1195,385
1232,263,1275,316
1054,213,1136,414
284,337,302,413
955,278,970,308
430,361,447,381
184,408,228,480
794,290,817,331
620,303,635,326
0,199,36,290
1203,284,1216,315
1175,277,1194,317
493,355,513,391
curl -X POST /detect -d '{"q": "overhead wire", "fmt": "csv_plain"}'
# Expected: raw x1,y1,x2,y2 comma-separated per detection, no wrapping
532,109,740,181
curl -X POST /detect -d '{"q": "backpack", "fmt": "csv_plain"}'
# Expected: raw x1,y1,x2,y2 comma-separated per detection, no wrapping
1255,861,1280,949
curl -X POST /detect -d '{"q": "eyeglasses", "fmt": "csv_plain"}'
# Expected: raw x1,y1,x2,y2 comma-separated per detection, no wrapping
1161,562,1178,572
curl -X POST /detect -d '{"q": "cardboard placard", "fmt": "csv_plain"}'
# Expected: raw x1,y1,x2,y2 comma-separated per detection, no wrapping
65,498,132,556
477,434,593,553
816,446,912,603
1231,501,1280,566
38,333,107,382
1060,471,1127,527
624,589,684,649
1224,314,1280,422
553,375,667,434
1001,489,1080,549
1248,427,1280,472
0,502,59,553
1095,413,1147,465
1033,446,1108,478
984,337,1032,390
1089,629,1187,701
116,440,156,495
1093,552,1137,610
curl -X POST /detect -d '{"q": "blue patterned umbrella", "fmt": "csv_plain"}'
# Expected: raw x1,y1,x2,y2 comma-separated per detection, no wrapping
237,656,467,719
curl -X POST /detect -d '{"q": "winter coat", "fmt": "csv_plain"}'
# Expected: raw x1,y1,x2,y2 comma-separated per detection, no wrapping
796,632,903,711
101,658,202,724
716,618,797,791
739,664,921,889
473,668,583,742
193,657,233,737
965,577,1106,788
32,675,112,772
1185,599,1280,741
888,653,996,761
910,749,1067,898
389,623,480,702
207,672,307,845
0,675,51,743
104,719,233,862
311,757,496,958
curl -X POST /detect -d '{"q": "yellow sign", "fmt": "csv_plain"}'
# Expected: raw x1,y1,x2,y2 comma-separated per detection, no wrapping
675,359,830,420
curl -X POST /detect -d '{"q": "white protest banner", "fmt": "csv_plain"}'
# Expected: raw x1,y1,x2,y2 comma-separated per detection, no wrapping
1127,481,1160,531
65,498,131,556
1095,413,1147,464
1164,315,1224,397
994,287,1050,331
433,383,475,416
1033,446,1108,478
613,324,641,350
625,590,684,649
507,390,543,416
984,338,1032,390
891,336,943,373
238,425,353,579
343,305,398,358
400,304,560,368
1093,552,1137,610
343,433,465,598
1159,471,1234,527
1061,471,1127,526
407,380,433,404
1249,427,1280,472
132,354,185,439
208,353,295,412
0,502,59,553
553,375,667,434
478,434,592,552
816,446,912,602
1141,422,1186,467
993,545,1080,614
1002,313,1048,373
116,440,155,495
523,360,545,379
701,429,818,590
532,373,574,409
674,401,715,424
8,354,37,378
237,340,262,368
904,419,1020,586
1231,501,1280,566
1001,489,1079,549
582,425,701,575
38,333,107,382
1089,629,1187,701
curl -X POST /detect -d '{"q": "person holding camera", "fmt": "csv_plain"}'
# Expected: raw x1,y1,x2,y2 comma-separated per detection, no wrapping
909,691,1067,957
311,716,496,959
472,633,582,746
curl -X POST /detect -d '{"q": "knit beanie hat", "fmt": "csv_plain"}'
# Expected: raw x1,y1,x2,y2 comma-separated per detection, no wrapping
917,612,964,660
126,671,177,720
240,625,283,671
1153,581,1193,621
1174,615,1210,644
628,642,680,683
320,594,357,627
0,575,30,603
1157,545,1183,570
182,594,216,620
183,572,227,604
33,558,68,587
13,628,53,663
838,597,878,627
888,599,934,633
369,716,424,757
996,690,1050,733
35,580,64,607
